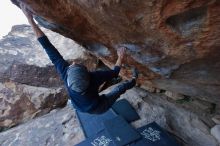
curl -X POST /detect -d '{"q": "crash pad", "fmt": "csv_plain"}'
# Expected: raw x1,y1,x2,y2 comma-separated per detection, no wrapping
76,109,117,138
104,116,141,146
76,130,116,146
112,99,140,123
130,122,180,146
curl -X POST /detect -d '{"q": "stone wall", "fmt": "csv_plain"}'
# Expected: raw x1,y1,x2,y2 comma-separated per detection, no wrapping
11,0,220,105
0,0,219,145
0,25,97,130
0,86,219,146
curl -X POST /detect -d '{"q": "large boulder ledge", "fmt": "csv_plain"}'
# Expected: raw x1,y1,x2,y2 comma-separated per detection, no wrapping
11,0,220,104
0,25,98,130
0,0,218,145
0,87,219,146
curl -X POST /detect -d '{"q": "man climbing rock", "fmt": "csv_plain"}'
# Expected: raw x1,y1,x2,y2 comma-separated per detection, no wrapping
20,4,138,114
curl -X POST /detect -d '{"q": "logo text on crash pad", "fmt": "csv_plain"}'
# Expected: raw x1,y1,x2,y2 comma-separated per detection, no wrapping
141,127,161,142
91,136,112,146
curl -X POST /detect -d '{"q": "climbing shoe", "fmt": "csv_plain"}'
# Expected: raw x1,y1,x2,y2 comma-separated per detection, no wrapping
132,67,139,79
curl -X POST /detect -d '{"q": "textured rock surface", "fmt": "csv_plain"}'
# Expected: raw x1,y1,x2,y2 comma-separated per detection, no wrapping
212,115,220,125
1,87,218,146
0,25,97,130
164,91,185,100
0,81,67,130
11,0,220,104
2,0,220,145
0,102,84,146
102,86,219,146
211,125,220,143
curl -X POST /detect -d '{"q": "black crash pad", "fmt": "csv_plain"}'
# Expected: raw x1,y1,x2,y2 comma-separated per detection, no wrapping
130,122,180,146
112,99,140,123
76,130,116,146
76,109,117,138
104,116,141,146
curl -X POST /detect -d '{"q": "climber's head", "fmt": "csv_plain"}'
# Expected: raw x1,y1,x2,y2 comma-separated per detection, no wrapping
67,64,90,94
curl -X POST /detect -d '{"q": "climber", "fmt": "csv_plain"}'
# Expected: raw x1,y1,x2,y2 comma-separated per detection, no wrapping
20,4,138,114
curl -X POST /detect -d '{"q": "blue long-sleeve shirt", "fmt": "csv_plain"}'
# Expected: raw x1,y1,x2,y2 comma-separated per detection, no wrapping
38,36,120,112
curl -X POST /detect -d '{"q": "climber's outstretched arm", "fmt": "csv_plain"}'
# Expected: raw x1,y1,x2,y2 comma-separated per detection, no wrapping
20,4,70,80
27,18,45,38
20,4,44,38
91,47,126,86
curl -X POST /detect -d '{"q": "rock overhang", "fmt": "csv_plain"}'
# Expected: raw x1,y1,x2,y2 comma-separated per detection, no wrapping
11,0,220,102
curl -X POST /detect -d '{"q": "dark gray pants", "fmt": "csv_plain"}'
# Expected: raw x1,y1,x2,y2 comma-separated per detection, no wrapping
89,79,136,114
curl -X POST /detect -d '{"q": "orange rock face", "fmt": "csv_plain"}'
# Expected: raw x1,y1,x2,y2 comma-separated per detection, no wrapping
12,0,220,103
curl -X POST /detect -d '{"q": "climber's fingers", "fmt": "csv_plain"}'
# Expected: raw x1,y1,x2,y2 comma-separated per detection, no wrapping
20,3,33,20
117,47,126,59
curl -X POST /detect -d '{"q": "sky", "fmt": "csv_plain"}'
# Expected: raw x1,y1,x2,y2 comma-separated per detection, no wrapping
0,1,28,39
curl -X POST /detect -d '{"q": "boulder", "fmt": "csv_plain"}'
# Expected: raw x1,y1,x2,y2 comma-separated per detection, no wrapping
0,86,219,146
0,103,84,146
164,91,185,100
99,86,219,146
2,0,220,145
212,115,220,125
11,0,220,104
140,84,156,93
0,81,67,131
211,125,220,143
0,25,97,130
